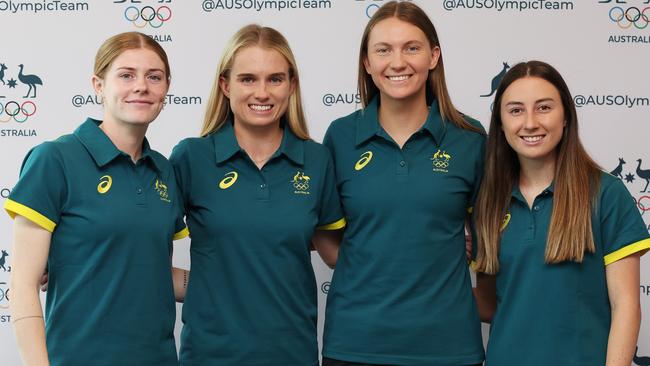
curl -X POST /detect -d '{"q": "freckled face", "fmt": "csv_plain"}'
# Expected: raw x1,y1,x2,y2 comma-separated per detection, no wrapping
93,48,169,127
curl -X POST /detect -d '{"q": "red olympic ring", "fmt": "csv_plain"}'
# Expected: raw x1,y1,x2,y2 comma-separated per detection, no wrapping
637,196,650,214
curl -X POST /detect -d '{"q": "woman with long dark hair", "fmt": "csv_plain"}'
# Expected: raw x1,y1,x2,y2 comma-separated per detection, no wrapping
474,60,649,366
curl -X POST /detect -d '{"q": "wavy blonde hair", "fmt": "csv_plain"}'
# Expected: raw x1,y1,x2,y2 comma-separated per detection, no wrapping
200,24,308,139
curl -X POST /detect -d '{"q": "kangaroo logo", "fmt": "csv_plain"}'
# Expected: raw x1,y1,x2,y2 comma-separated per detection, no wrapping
610,157,625,179
97,175,112,194
634,346,650,366
355,151,373,171
155,179,171,203
431,149,452,173
481,62,510,98
291,171,311,195
0,250,9,272
0,63,7,87
219,172,238,190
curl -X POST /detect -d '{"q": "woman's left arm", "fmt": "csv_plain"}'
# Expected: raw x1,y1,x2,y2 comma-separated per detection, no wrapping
605,253,641,366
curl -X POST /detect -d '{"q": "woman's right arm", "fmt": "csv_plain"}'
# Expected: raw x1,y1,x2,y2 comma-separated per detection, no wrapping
10,215,52,366
474,272,497,323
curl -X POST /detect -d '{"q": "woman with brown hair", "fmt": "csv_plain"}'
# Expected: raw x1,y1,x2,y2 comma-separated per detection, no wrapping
6,32,187,366
321,1,485,365
474,60,649,366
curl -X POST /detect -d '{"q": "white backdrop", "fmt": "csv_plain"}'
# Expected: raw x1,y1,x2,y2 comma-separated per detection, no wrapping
1,1,649,364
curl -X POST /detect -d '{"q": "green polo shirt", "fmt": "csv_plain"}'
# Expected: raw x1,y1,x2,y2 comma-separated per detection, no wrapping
4,118,188,366
170,120,345,366
484,172,650,366
322,98,485,365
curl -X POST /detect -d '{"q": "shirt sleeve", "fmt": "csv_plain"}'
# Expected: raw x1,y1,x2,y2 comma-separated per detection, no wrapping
4,142,67,232
599,177,650,265
316,150,345,231
169,141,191,240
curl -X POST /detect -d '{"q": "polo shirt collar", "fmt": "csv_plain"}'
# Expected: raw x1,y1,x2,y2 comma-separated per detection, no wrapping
276,122,304,165
355,97,447,147
212,120,241,164
212,119,304,166
511,181,555,204
74,118,163,173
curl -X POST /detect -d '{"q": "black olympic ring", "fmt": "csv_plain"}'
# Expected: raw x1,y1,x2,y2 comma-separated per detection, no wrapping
124,5,172,29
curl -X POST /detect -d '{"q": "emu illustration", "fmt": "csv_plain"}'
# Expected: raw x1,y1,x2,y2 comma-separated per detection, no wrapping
18,64,43,98
481,62,509,98
636,159,650,193
0,250,8,272
609,158,625,179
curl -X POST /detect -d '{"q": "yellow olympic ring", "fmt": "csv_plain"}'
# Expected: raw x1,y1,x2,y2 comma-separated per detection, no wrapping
433,161,449,168
355,151,373,171
219,171,238,189
500,213,511,231
97,175,112,194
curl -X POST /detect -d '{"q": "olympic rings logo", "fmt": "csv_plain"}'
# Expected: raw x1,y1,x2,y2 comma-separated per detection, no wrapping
0,100,37,123
432,161,450,169
609,6,650,30
293,182,309,191
0,282,9,310
124,6,172,28
635,195,650,216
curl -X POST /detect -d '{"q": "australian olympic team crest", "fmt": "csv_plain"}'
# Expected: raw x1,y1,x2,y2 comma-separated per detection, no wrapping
155,179,171,203
609,157,650,232
0,61,42,137
291,171,311,195
599,0,650,44
431,149,452,173
114,0,174,43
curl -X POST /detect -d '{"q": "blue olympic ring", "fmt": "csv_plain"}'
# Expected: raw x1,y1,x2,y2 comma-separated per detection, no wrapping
609,6,650,30
124,5,172,28
366,4,380,18
0,100,37,123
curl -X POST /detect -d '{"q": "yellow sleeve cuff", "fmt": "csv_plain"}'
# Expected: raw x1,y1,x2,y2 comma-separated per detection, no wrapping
604,238,650,265
4,199,56,232
317,217,346,231
469,260,479,272
173,227,190,241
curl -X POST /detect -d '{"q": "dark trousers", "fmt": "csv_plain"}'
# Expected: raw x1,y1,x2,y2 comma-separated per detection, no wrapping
323,357,482,366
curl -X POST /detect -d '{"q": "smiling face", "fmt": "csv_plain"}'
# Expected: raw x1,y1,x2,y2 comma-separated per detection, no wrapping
364,17,439,105
219,46,295,131
92,48,169,128
500,76,566,165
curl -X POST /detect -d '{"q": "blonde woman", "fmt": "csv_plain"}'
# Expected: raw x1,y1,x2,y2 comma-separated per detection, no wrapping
171,24,344,366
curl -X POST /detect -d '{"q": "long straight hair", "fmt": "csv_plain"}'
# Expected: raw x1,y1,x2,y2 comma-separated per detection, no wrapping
357,1,481,133
200,24,309,139
474,61,601,274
